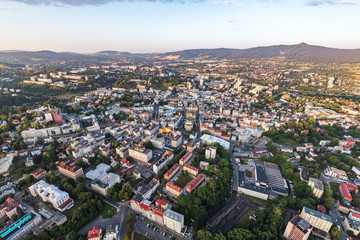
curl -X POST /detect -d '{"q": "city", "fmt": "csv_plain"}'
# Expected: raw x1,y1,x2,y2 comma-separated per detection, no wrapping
1,0,360,240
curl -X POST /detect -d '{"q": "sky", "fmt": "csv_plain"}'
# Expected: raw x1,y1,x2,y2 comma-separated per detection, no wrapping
0,0,359,53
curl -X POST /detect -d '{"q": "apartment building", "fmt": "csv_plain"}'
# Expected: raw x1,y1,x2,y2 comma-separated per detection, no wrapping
179,152,192,166
164,164,180,181
186,174,205,193
166,182,182,197
28,180,74,212
308,177,324,198
183,164,198,176
283,215,313,240
56,159,84,180
129,146,153,163
300,207,333,233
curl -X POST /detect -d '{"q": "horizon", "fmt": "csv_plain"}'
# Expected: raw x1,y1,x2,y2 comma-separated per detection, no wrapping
1,0,360,53
2,42,360,54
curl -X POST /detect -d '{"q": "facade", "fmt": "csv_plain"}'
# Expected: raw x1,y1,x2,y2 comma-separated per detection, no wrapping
339,183,353,202
324,166,348,181
91,173,121,196
131,195,184,234
103,225,118,240
186,174,205,193
28,180,74,212
164,164,180,181
0,211,42,240
163,209,184,234
166,182,182,196
179,152,192,166
205,146,217,160
171,135,183,148
56,159,84,180
129,146,153,163
32,169,47,179
300,207,333,233
153,151,174,174
308,177,324,198
0,198,21,219
283,215,313,240
183,164,198,176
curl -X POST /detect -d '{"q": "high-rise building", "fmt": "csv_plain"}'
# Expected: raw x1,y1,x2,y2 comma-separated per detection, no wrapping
300,207,333,233
283,215,313,240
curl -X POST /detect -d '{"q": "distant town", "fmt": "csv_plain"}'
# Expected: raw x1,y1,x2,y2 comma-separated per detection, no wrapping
1,56,360,240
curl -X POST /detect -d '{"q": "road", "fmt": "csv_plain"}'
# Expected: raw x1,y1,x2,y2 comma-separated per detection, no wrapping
78,204,129,239
229,141,239,192
320,173,348,240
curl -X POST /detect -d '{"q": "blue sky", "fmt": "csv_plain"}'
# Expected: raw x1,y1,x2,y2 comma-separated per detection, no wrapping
0,0,359,53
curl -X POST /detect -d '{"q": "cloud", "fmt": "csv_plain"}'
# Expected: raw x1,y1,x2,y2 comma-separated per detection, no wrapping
226,17,237,22
307,0,359,5
0,7,18,10
4,0,195,6
206,0,245,6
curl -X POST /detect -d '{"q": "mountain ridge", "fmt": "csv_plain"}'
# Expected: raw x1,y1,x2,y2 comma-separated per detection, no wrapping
1,43,360,65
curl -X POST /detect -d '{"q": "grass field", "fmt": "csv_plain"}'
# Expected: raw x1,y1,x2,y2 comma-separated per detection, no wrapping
174,171,193,188
238,209,253,227
101,203,117,218
134,232,149,240
242,194,269,205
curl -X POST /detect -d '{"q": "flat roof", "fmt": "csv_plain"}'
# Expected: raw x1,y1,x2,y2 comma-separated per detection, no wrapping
0,211,38,240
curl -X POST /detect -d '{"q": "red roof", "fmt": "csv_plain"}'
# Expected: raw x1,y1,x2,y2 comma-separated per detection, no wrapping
155,199,168,206
186,174,205,193
346,183,359,191
166,182,182,193
33,168,46,176
340,183,353,200
164,164,180,178
184,164,198,172
88,226,101,239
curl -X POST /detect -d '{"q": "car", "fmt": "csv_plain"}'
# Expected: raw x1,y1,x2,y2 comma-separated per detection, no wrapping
145,232,149,237
147,224,150,228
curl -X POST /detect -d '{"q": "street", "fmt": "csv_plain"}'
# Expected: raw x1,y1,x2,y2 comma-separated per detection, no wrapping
77,204,129,239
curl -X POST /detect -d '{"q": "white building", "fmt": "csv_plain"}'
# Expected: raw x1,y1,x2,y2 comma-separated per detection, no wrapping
163,209,184,233
0,154,13,174
28,180,74,212
205,147,216,160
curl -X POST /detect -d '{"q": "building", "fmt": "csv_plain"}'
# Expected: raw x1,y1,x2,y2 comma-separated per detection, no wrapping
308,177,324,198
153,151,174,174
32,169,47,179
0,154,13,174
339,183,353,202
324,166,348,181
28,180,74,212
103,225,118,240
337,199,351,214
179,152,192,166
184,121,193,131
87,226,102,240
300,207,333,233
56,159,84,180
129,146,153,163
130,195,185,234
91,173,121,196
0,179,15,199
171,135,183,148
0,198,21,219
164,164,180,181
33,207,67,236
183,164,198,176
283,215,313,240
0,211,42,240
200,134,230,150
186,174,205,193
163,209,184,234
205,146,216,160
166,182,182,196
85,163,111,180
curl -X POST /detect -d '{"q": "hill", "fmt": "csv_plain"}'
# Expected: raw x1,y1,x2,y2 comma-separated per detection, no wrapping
1,43,360,65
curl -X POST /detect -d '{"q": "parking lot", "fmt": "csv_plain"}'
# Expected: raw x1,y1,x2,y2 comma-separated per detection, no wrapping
134,220,178,240
206,193,264,234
